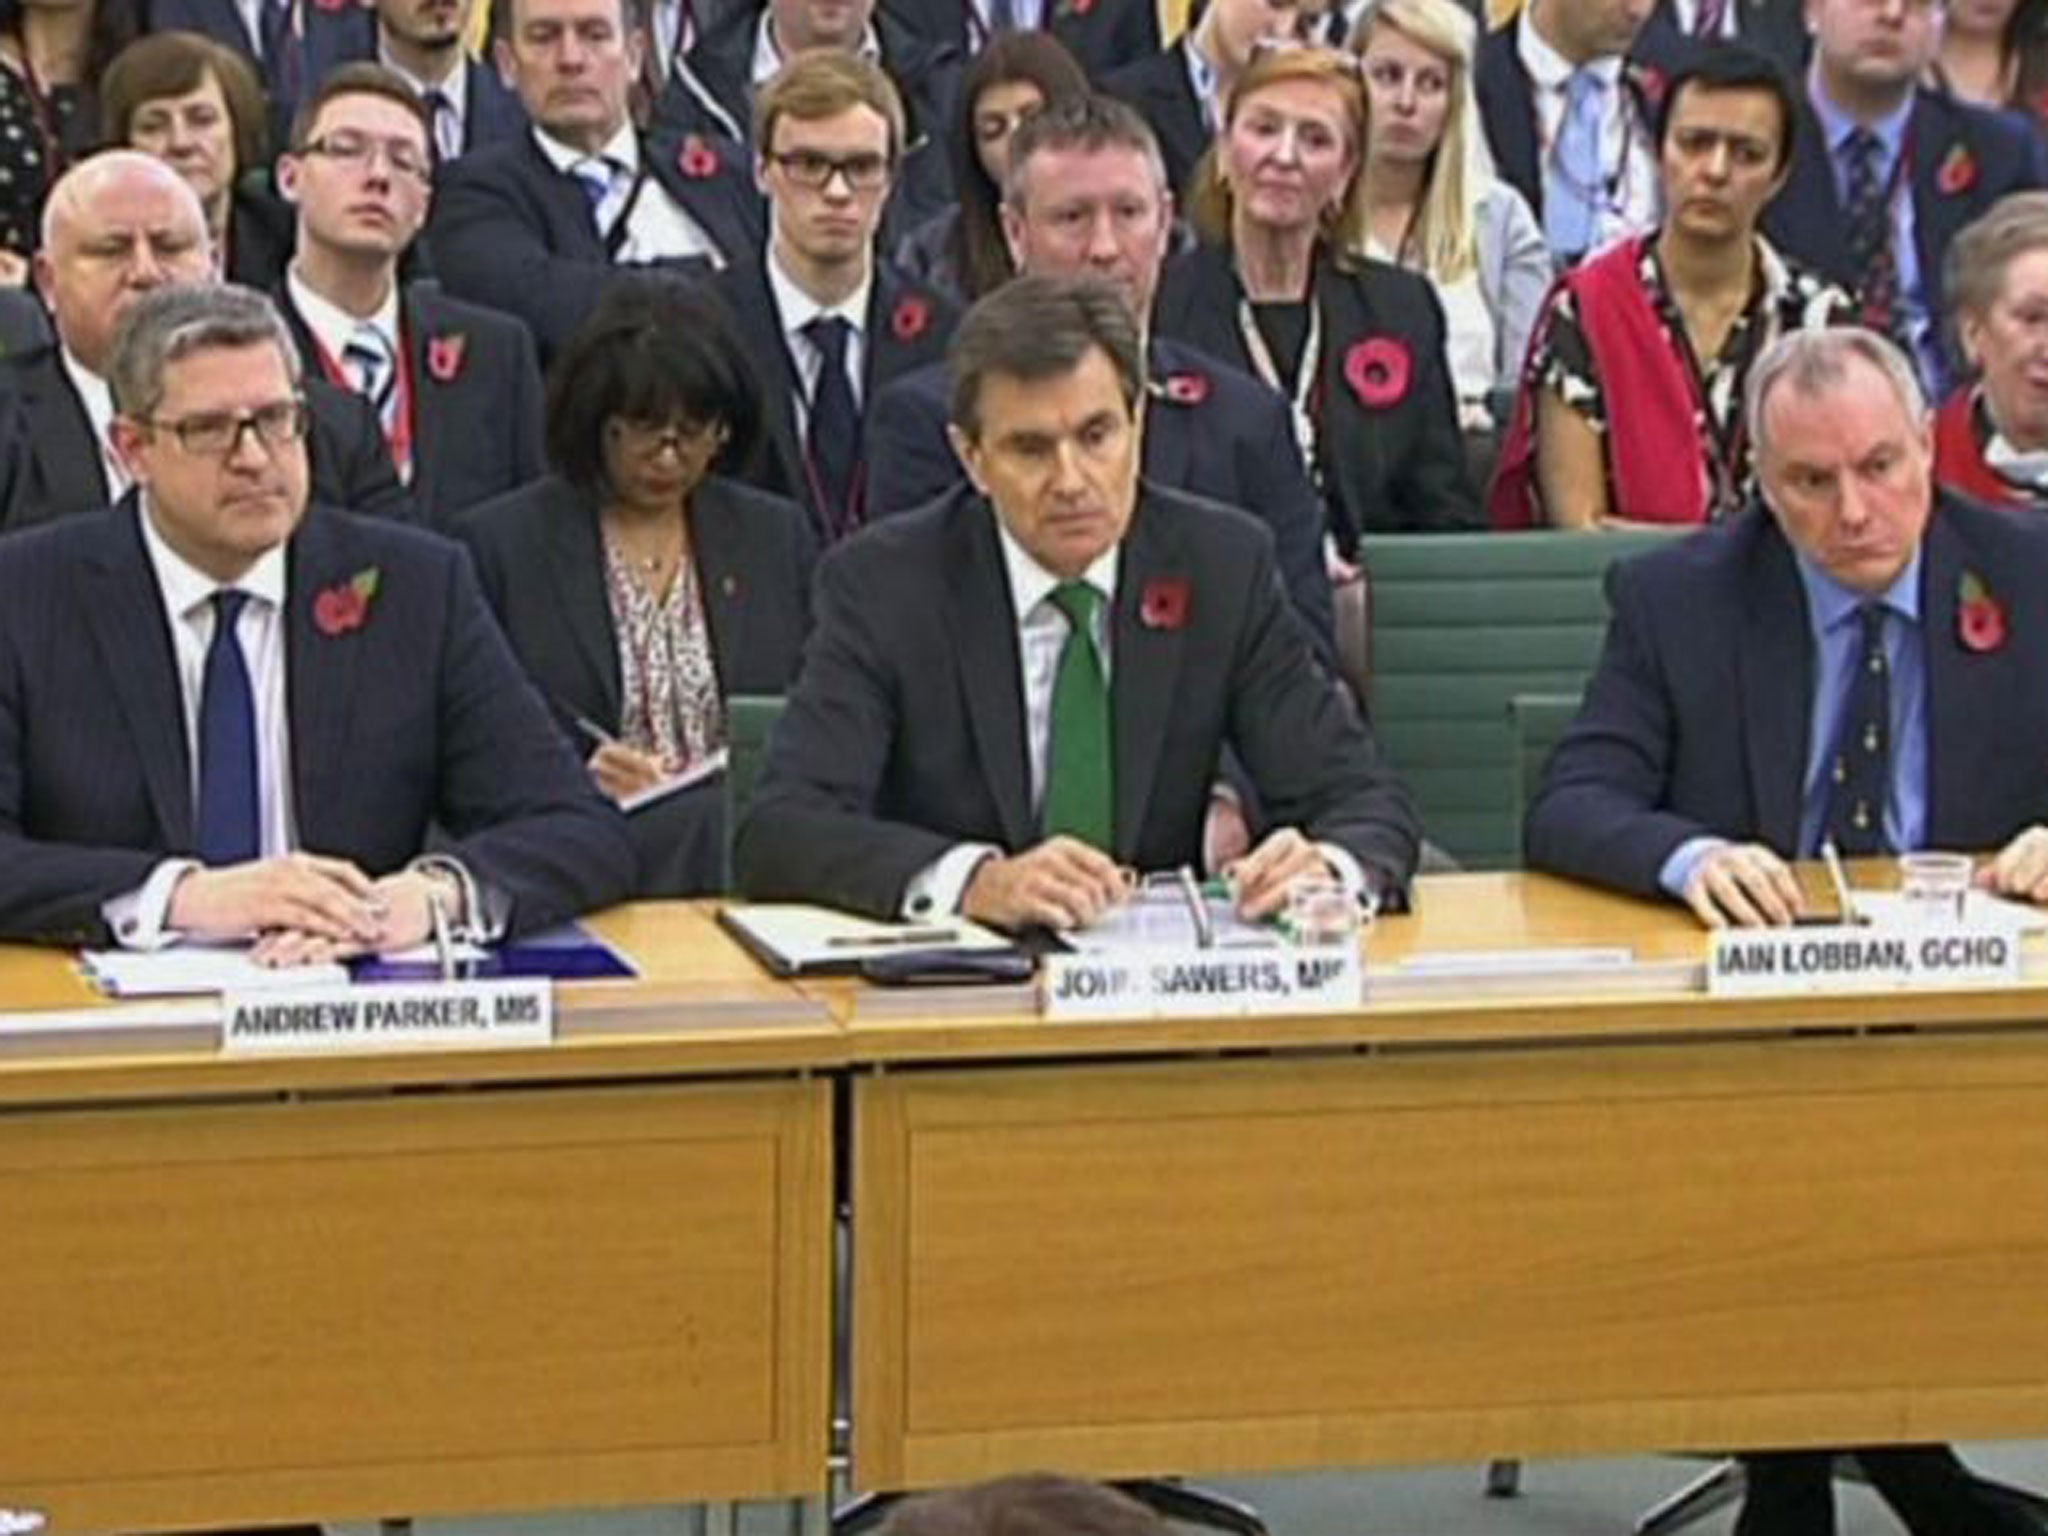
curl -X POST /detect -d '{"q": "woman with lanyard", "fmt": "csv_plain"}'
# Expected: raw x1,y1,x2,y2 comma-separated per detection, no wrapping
1935,190,2048,508
1489,47,1849,530
1154,39,1480,560
0,0,133,278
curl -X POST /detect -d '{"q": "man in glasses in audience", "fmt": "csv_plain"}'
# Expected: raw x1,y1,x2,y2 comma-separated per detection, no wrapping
0,282,633,955
276,64,546,529
712,49,956,542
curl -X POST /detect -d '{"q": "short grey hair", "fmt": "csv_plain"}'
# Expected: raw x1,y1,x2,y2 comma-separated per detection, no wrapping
1745,327,1927,461
947,274,1144,440
1004,94,1170,212
1944,190,2048,322
107,283,302,418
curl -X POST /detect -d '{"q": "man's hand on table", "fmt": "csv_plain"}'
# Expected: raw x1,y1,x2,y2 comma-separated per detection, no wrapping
171,859,465,967
1980,826,2048,903
1682,843,1808,929
1225,827,1338,921
962,837,1129,931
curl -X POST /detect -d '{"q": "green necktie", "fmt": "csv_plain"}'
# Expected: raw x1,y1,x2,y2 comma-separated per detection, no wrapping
1041,580,1114,851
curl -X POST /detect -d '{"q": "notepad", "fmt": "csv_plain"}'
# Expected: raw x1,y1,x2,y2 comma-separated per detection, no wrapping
619,748,728,814
82,946,348,997
719,903,1013,976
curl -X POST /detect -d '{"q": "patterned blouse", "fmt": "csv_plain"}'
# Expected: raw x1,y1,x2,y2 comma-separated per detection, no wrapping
602,530,725,772
0,58,82,258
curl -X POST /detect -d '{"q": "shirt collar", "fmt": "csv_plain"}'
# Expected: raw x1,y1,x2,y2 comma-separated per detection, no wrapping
766,244,872,339
59,345,114,440
1516,8,1623,93
136,491,289,619
993,509,1121,629
1794,542,1924,636
376,36,465,104
753,11,881,84
286,266,401,364
1183,36,1222,125
1808,67,1915,166
532,119,639,176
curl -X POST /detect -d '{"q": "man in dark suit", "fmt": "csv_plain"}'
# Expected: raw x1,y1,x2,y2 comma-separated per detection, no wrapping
276,64,546,528
1527,326,2047,1533
1632,0,1806,73
737,275,1418,927
1761,0,2048,395
426,0,765,358
712,51,957,541
0,151,408,533
0,282,633,955
880,0,1157,80
864,95,1336,657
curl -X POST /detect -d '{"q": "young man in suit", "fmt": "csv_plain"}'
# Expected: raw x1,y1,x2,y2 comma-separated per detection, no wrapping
881,0,1159,81
1526,326,2048,1533
426,0,765,358
711,50,957,541
0,151,408,532
277,64,546,528
0,282,633,954
1761,0,2048,395
737,275,1418,927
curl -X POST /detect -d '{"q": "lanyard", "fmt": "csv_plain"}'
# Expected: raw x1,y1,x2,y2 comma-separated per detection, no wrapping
1535,69,1641,230
1236,295,1322,485
310,323,416,481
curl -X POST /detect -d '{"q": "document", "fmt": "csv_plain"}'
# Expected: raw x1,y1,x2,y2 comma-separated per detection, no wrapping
719,903,1012,976
82,946,348,997
619,748,728,814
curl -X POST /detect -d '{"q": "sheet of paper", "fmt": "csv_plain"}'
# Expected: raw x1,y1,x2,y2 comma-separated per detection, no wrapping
81,946,348,997
1849,890,2045,932
1066,887,1281,952
720,903,1011,970
1393,947,1636,977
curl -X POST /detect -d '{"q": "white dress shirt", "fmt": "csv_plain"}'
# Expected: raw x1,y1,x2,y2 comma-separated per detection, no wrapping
1516,10,1661,257
379,38,468,160
751,12,882,86
531,123,725,267
766,247,872,438
60,348,131,500
286,267,401,384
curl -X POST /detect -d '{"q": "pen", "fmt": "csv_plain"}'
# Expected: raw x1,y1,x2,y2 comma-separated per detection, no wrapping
1820,837,1864,926
827,928,960,948
573,714,618,747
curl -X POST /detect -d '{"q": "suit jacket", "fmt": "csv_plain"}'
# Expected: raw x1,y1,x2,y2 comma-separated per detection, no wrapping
0,499,635,945
711,255,958,538
876,0,1159,79
1524,494,2048,895
863,337,1336,660
147,0,365,142
427,126,766,359
228,179,296,293
290,7,529,156
1102,41,1209,197
1634,0,1808,72
734,482,1420,917
276,282,546,529
0,344,412,532
1153,242,1482,545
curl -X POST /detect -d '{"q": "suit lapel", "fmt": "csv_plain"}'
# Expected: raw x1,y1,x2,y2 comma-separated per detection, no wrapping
82,502,192,846
1110,492,1187,863
1909,94,1966,315
22,349,110,512
285,513,371,844
1922,508,1992,844
1737,521,1813,854
545,490,623,724
1477,31,1542,215
523,134,609,260
1143,344,1197,488
690,483,748,697
404,287,452,510
727,259,814,512
1769,106,1849,277
948,503,1033,848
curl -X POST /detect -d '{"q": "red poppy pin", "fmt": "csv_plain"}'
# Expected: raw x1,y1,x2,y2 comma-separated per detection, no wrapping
1140,577,1190,631
1057,0,1097,16
891,293,931,342
1937,144,1978,196
2034,86,2048,122
677,133,720,179
1629,62,1668,110
1154,370,1210,406
1958,570,2007,654
311,0,347,13
1343,337,1411,409
426,333,466,383
314,567,380,638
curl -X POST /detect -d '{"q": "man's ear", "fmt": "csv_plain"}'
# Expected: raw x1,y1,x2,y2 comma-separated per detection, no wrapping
999,201,1027,272
947,421,987,494
107,416,149,486
276,153,303,205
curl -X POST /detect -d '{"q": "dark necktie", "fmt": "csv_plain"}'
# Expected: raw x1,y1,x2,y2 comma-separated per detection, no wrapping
1843,129,1903,346
989,0,1017,32
196,590,260,866
803,314,861,538
1823,604,1891,857
1693,0,1728,37
342,323,397,437
1041,581,1113,852
423,87,459,164
259,0,302,101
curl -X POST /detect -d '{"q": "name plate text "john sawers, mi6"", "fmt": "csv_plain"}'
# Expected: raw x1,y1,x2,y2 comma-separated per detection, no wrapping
1707,922,2019,997
220,980,553,1056
1042,945,1363,1020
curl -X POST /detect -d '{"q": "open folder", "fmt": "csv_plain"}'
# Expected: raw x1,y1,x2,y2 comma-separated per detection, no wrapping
718,903,1015,977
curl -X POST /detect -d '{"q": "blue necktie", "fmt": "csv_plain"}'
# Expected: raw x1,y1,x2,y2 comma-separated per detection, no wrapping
1842,129,1904,350
804,315,862,538
196,590,260,866
341,324,397,437
1822,604,1891,857
573,156,620,236
1546,67,1607,264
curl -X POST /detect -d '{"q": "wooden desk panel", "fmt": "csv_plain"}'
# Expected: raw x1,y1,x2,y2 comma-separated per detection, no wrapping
853,1034,2048,1487
2,1078,832,1534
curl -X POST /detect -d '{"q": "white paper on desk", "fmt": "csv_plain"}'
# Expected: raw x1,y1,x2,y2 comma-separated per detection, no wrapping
82,946,347,997
1393,946,1636,977
1849,890,2045,932
619,748,728,814
1067,888,1280,951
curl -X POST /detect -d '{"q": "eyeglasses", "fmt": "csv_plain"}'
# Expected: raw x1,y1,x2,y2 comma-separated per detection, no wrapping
765,149,893,192
301,129,433,182
606,415,725,457
140,399,311,457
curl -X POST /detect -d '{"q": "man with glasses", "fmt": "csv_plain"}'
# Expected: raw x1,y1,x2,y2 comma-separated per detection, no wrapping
428,0,765,358
0,151,410,531
712,50,956,540
0,282,633,954
277,64,546,528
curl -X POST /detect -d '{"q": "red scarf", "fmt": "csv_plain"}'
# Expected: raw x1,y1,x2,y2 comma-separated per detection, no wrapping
1932,389,2038,511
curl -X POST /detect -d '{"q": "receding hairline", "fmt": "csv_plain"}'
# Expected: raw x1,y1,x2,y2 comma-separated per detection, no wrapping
42,152,208,250
1752,344,1926,462
1006,131,1167,211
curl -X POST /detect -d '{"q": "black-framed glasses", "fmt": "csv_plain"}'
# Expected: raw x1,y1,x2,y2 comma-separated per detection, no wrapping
765,149,892,191
301,129,433,182
605,414,725,457
140,399,311,457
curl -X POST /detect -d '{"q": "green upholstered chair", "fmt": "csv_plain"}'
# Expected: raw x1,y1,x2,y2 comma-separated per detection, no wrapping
1509,691,1585,835
723,693,786,891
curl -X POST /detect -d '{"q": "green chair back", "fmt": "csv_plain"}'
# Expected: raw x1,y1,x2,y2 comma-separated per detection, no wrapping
1509,691,1585,835
724,694,787,890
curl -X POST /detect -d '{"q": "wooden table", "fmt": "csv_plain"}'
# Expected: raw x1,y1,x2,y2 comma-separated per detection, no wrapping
845,872,2048,1490
0,906,839,1535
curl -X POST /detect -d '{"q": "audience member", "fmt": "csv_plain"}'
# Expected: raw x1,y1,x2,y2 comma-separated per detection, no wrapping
880,0,1159,80
149,0,323,130
863,94,1336,659
737,275,1419,924
276,64,545,525
1,150,407,530
461,281,814,894
1762,0,2048,395
878,1475,1173,1536
1474,0,1674,267
1353,0,1549,422
0,281,633,952
103,32,292,291
1933,0,2048,138
1160,44,1482,547
1936,189,2048,506
894,31,1091,305
712,51,957,542
0,0,136,272
427,0,764,359
1635,0,1806,71
1492,47,1846,528
1103,0,1312,195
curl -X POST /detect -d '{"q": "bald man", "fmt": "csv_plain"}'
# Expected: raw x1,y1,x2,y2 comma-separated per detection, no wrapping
0,149,409,531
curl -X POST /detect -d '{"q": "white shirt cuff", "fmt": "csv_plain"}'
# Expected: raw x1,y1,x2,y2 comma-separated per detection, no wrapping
102,859,201,949
1317,842,1370,905
902,843,1002,919
1659,836,1728,900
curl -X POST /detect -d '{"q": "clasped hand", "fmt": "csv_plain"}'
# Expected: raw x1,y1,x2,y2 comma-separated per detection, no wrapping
960,828,1335,931
1682,826,2048,928
167,853,449,966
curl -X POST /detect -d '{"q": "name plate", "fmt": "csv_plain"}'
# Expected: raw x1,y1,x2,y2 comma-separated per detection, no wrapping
1707,922,2019,997
1042,944,1362,1020
221,980,553,1055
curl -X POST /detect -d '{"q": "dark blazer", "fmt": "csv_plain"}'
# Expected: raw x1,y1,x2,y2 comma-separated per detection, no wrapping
1761,88,2048,383
276,282,547,529
710,255,958,538
736,483,1419,916
1634,0,1808,73
0,344,412,532
1525,494,2048,895
877,0,1160,79
0,499,635,945
1102,40,1209,197
863,337,1336,660
227,178,296,293
1154,242,1481,546
427,126,766,359
457,472,816,894
147,0,366,142
290,6,529,156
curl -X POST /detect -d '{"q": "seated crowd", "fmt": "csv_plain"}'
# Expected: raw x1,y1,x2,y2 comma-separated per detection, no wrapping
6,0,2048,1528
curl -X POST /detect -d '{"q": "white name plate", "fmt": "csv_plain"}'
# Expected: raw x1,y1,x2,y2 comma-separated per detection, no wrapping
1042,944,1362,1020
221,980,553,1055
1707,922,2019,997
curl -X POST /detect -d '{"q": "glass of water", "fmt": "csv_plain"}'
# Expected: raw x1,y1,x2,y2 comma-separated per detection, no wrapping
1897,852,1973,923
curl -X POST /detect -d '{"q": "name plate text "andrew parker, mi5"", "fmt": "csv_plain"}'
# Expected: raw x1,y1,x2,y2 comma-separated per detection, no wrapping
1707,923,2018,997
221,980,553,1055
